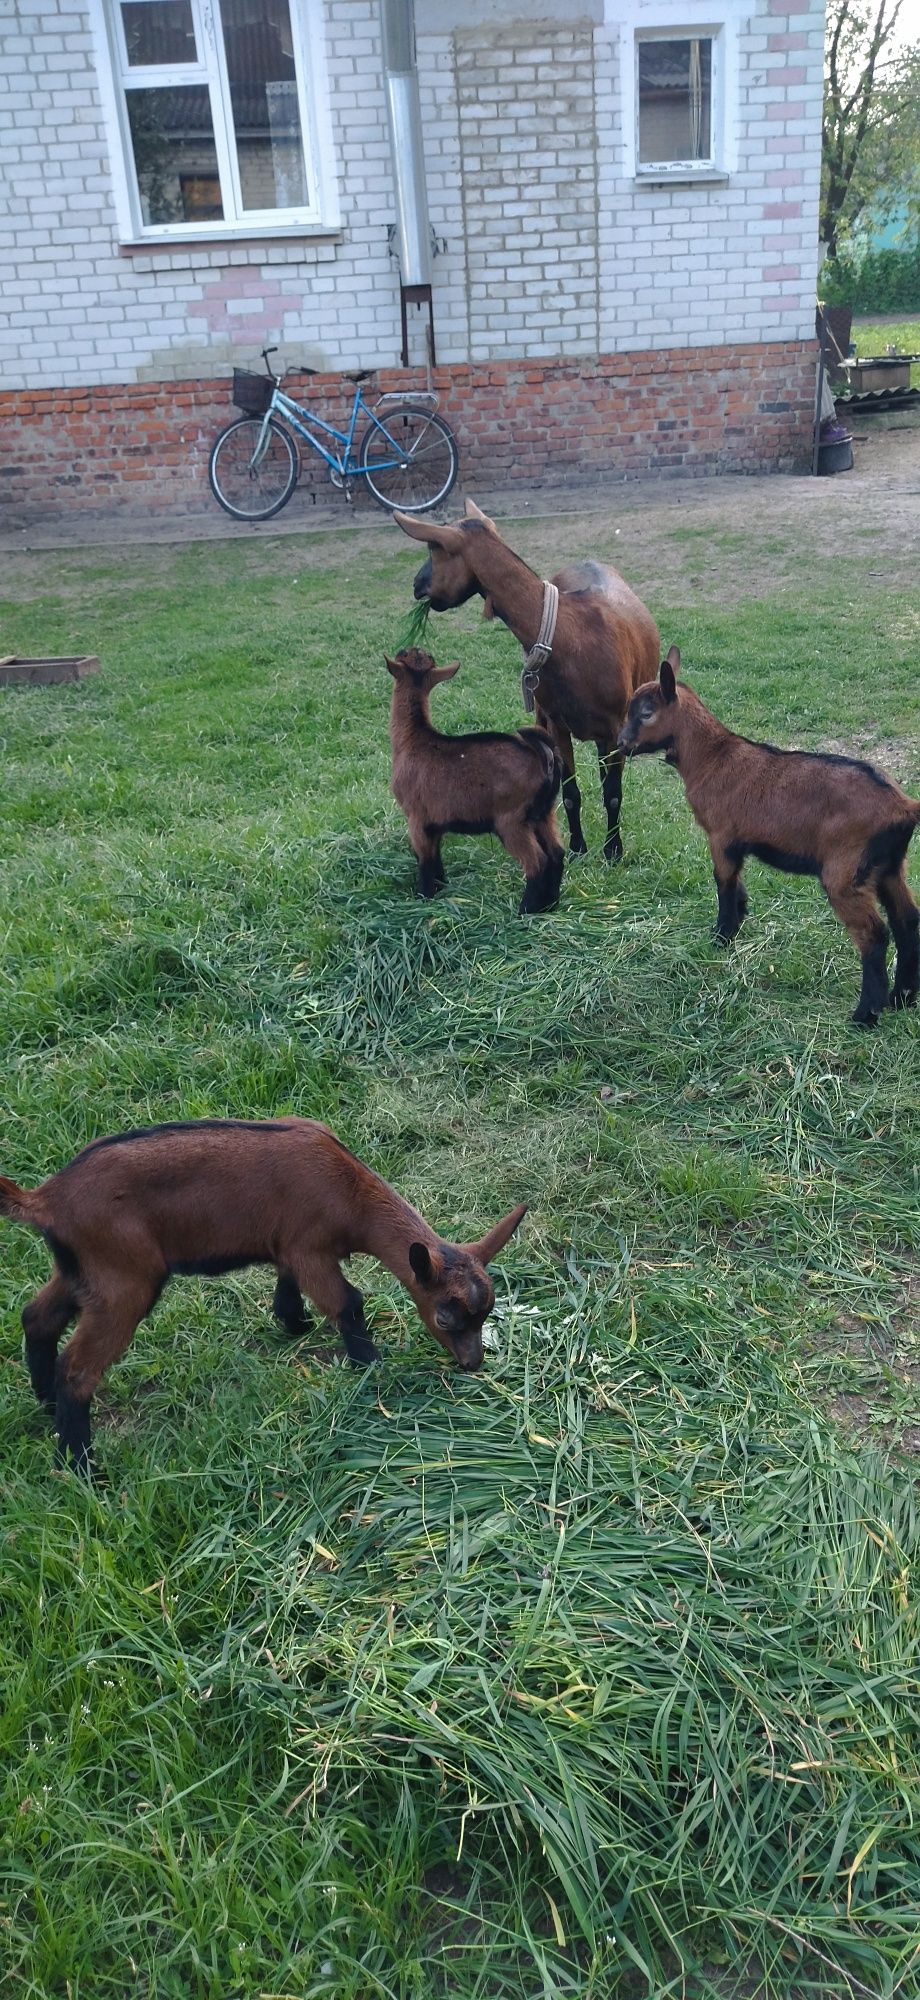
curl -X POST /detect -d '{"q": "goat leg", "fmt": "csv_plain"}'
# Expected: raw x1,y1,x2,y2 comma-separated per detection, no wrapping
878,870,920,1008
539,715,586,855
410,826,446,899
272,1270,312,1338
533,820,565,911
824,877,890,1025
852,924,891,1026
712,857,747,945
597,743,624,863
496,817,557,916
54,1380,93,1476
22,1269,78,1410
52,1277,157,1475
291,1254,380,1365
337,1285,379,1366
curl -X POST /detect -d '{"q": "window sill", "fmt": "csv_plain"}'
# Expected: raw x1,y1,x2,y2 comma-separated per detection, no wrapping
118,225,343,254
634,169,730,189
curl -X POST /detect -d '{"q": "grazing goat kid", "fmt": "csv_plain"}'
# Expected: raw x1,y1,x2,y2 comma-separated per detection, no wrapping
618,647,920,1025
387,646,565,914
0,1118,526,1473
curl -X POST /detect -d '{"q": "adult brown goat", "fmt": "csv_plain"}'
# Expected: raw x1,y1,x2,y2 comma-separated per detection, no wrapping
618,648,920,1025
387,646,564,913
1,1118,526,1473
393,500,659,860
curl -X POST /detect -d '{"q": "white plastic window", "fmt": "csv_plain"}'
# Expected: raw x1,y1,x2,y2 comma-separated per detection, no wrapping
102,0,331,234
636,31,720,172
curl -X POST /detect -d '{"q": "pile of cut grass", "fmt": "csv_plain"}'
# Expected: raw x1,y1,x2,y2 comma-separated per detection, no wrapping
1,528,919,1997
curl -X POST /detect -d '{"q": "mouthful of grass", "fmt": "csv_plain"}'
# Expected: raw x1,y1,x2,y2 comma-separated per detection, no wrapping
395,598,432,650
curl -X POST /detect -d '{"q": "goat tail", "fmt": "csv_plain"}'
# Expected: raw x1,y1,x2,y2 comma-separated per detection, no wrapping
518,727,563,803
0,1176,42,1225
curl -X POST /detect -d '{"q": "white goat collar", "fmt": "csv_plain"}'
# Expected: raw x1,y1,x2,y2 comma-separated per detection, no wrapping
520,580,559,713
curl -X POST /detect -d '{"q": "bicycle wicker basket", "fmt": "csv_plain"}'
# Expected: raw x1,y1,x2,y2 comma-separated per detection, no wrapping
231,369,273,414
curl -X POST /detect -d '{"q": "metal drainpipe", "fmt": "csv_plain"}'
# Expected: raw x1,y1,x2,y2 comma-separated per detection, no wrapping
380,0,436,367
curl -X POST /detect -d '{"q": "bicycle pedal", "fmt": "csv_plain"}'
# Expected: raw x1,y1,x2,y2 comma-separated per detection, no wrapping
328,468,345,490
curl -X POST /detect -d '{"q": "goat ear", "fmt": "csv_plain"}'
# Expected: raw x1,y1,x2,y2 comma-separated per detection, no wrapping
464,498,498,533
392,510,465,553
384,654,401,678
659,657,678,704
465,1202,527,1266
429,661,460,685
409,1240,438,1287
666,644,681,673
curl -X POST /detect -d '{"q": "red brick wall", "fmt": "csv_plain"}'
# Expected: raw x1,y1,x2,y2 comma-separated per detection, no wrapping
0,341,815,524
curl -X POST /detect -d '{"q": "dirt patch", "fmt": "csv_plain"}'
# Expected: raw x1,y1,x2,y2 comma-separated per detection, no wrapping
819,737,918,782
803,1280,920,1460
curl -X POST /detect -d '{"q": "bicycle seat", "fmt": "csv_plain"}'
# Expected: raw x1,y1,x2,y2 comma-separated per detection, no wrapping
299,366,318,376
343,369,374,384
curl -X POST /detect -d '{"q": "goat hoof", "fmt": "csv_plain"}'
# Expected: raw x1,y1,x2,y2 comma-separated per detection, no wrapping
890,988,917,1010
55,1443,94,1479
568,839,588,858
345,1339,379,1367
603,836,623,863
274,1315,311,1341
851,1007,880,1028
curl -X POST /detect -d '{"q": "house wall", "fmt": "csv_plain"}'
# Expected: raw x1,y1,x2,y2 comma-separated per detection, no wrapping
0,0,825,520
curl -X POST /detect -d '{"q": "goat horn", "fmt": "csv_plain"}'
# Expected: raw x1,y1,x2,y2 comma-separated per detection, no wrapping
464,498,498,532
466,1202,527,1265
391,510,465,552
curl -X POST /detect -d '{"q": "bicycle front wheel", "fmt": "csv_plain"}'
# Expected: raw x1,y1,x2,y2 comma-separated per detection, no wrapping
208,416,298,522
359,404,459,513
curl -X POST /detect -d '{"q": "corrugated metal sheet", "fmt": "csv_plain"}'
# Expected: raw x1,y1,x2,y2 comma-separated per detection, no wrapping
837,386,920,414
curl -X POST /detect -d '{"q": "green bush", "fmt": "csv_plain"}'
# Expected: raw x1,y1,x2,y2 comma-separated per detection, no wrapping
820,242,920,311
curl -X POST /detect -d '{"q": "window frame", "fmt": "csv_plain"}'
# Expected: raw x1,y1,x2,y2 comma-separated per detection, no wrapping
610,0,743,190
635,27,721,177
90,0,340,242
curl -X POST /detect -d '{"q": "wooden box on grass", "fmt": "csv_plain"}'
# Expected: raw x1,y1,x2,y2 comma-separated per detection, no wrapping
0,655,100,687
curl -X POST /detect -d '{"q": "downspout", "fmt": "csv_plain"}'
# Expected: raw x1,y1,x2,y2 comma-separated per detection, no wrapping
380,0,436,366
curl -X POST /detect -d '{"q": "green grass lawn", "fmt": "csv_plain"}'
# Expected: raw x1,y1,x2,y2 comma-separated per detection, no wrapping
2,528,920,1997
853,314,920,387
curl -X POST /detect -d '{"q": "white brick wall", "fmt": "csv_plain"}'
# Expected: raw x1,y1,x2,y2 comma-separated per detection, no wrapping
0,0,824,392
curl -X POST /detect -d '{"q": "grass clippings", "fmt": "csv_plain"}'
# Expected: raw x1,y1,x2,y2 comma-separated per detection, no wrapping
1,526,919,1998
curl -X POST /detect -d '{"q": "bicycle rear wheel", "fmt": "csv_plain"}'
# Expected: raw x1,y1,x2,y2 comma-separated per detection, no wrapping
359,404,459,513
208,416,298,521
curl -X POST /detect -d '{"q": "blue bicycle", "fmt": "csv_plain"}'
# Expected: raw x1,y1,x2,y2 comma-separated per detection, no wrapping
208,348,460,521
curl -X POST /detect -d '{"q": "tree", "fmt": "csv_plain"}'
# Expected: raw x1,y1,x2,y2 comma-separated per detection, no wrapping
822,0,920,256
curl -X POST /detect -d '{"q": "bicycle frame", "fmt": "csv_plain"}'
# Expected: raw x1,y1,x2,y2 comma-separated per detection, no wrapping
252,382,416,480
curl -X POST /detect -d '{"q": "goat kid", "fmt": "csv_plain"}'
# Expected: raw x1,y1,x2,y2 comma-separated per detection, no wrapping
1,1118,526,1473
393,500,659,862
387,647,565,914
618,647,920,1025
